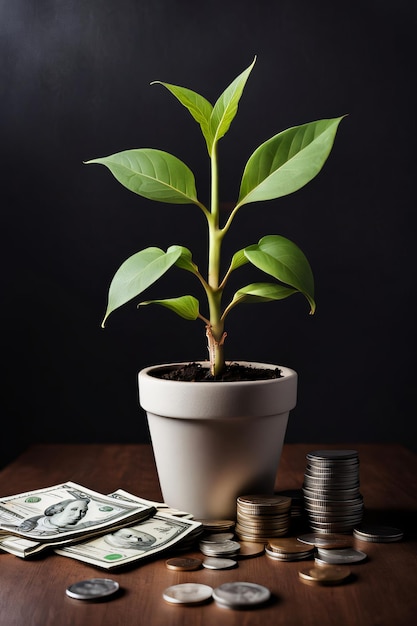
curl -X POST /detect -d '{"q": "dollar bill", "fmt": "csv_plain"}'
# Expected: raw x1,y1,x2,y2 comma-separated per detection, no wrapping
54,490,202,569
0,482,155,555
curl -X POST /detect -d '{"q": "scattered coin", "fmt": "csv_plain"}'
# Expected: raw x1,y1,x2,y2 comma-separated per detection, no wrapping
297,533,352,549
353,524,404,543
265,537,314,562
66,578,119,600
299,565,352,586
212,581,271,609
194,519,235,532
202,532,235,543
162,583,213,605
236,541,265,558
165,557,202,571
316,547,367,564
202,557,237,570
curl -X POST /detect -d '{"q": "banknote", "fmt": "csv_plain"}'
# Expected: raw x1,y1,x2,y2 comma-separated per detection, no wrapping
0,482,155,548
54,490,202,569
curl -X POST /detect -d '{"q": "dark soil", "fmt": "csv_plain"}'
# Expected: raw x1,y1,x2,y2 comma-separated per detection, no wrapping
153,362,283,382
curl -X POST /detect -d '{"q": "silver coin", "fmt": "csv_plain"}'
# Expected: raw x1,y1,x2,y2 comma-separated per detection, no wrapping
307,450,359,461
316,547,367,564
202,532,235,543
66,578,119,600
297,533,352,548
203,557,237,569
353,524,404,542
212,581,271,609
162,583,213,605
199,539,240,556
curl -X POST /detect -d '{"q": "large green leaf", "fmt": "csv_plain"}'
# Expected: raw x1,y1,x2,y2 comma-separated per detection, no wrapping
237,116,345,207
151,82,213,154
139,295,200,320
86,149,198,205
230,281,297,305
209,57,256,150
102,246,182,326
244,235,315,312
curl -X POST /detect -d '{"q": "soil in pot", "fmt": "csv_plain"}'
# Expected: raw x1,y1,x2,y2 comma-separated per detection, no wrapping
152,361,283,382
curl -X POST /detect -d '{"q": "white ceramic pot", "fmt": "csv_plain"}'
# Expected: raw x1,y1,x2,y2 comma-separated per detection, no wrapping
138,361,297,520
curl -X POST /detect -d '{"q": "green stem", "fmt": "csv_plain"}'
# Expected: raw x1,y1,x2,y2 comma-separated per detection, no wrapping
206,141,226,375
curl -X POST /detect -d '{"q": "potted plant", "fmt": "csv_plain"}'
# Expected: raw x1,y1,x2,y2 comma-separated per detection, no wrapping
86,57,344,519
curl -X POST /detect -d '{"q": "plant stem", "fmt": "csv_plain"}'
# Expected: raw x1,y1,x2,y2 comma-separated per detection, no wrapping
206,142,226,376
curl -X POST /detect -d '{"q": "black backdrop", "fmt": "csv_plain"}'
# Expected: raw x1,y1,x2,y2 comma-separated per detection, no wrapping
1,0,416,467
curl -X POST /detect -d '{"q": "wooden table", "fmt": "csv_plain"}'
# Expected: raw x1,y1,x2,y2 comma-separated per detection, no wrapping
0,443,416,626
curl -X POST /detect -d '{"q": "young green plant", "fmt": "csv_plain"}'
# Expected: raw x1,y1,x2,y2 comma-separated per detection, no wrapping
87,57,344,376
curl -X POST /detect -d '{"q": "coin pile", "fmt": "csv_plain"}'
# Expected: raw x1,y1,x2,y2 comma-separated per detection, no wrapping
275,489,304,521
303,450,364,534
265,537,315,562
235,494,291,542
199,538,241,558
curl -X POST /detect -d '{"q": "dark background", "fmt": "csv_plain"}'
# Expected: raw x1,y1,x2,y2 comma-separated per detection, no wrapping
1,0,416,468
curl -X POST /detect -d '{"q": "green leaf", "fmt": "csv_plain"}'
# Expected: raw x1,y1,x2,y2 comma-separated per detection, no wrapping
238,116,345,207
209,57,256,150
230,282,297,306
168,245,199,274
244,235,315,312
151,82,213,154
229,248,249,272
86,149,198,205
102,246,182,326
139,295,200,320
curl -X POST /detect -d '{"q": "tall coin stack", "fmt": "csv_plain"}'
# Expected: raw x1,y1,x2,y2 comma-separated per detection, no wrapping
235,494,291,542
303,450,364,534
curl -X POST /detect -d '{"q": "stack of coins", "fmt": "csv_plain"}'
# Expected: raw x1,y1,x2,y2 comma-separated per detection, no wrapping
199,538,241,558
275,489,304,521
235,494,291,542
265,537,315,562
303,450,364,534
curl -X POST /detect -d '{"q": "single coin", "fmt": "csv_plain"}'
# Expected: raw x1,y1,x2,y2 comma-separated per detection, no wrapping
66,578,119,600
307,450,359,461
297,533,352,548
165,557,202,571
268,537,315,553
236,541,265,558
195,519,235,531
316,547,367,564
203,557,237,570
162,583,213,605
202,532,235,543
353,524,404,542
299,565,351,585
212,581,271,609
